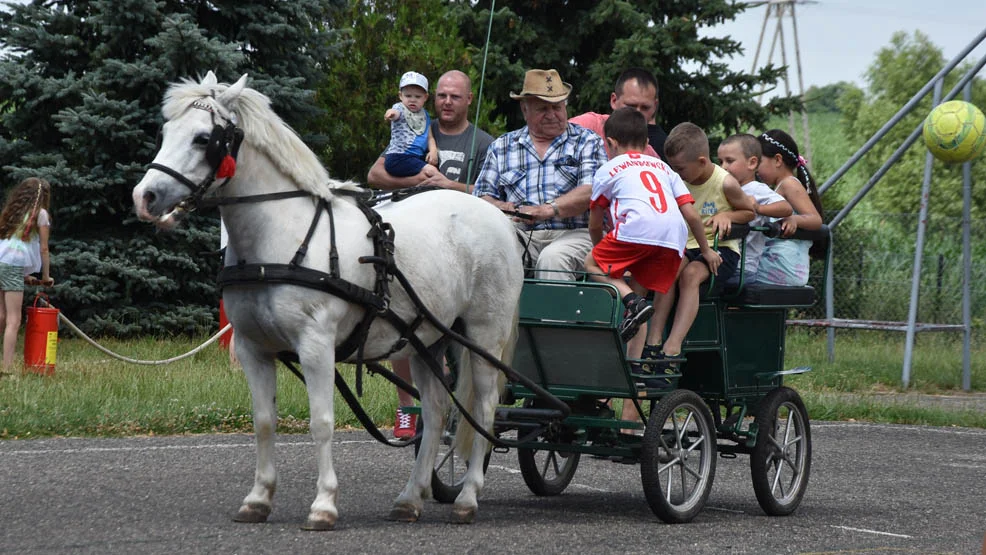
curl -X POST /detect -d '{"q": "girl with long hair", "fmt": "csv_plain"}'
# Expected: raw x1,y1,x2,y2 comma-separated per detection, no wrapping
0,177,53,371
755,130,824,286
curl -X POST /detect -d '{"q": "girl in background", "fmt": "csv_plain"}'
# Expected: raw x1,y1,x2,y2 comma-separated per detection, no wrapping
755,130,824,286
0,177,53,371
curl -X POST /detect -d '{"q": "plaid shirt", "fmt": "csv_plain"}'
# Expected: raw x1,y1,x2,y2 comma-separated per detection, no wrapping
473,123,606,230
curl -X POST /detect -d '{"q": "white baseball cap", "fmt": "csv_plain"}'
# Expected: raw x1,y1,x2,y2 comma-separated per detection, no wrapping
399,71,429,92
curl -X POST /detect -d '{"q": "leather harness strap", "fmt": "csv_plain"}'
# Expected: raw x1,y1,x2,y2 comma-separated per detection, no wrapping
214,187,571,448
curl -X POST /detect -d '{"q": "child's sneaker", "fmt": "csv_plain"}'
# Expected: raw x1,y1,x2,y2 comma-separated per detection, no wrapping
618,296,654,342
394,407,417,439
637,346,679,390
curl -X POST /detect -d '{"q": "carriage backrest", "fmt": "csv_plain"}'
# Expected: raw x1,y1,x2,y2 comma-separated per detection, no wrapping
512,280,635,398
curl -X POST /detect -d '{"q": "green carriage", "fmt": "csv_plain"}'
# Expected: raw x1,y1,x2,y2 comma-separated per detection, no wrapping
421,224,826,523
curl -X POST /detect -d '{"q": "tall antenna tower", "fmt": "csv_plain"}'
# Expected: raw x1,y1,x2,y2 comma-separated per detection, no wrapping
749,0,816,163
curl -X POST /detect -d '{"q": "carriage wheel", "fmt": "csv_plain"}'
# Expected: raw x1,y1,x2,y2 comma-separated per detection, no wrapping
517,446,580,496
750,386,811,516
414,404,492,504
640,389,717,523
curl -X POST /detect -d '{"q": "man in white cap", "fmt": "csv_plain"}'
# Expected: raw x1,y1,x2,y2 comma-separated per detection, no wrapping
369,70,494,193
381,70,439,178
368,70,497,439
473,68,607,280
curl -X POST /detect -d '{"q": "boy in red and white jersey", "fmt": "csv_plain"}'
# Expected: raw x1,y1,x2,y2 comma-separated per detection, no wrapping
584,108,719,385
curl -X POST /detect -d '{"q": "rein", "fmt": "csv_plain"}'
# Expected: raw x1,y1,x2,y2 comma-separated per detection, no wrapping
213,187,570,449
149,97,569,448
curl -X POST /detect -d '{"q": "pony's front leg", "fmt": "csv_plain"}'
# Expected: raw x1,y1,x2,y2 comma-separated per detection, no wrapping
234,348,278,523
300,349,339,531
389,355,447,522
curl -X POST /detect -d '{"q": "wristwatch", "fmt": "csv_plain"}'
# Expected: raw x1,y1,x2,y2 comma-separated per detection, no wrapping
549,200,560,218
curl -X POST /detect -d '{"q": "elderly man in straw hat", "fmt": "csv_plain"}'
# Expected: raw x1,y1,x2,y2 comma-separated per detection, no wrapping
473,68,607,280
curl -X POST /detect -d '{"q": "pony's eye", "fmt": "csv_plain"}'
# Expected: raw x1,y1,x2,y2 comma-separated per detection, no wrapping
193,133,210,146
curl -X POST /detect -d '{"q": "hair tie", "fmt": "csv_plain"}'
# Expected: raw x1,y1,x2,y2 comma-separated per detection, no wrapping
760,133,802,167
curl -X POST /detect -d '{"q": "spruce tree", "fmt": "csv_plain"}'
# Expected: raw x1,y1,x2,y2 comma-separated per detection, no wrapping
319,0,504,181
0,0,345,336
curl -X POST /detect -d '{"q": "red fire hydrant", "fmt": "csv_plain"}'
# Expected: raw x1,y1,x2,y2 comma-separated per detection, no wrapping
24,294,59,375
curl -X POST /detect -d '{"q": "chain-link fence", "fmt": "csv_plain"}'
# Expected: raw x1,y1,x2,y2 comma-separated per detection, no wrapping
798,212,986,327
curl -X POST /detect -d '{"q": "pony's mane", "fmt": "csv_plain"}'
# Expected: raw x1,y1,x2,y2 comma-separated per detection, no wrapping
162,78,362,199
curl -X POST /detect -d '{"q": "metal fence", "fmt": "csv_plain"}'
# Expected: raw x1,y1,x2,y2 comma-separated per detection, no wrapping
798,212,985,327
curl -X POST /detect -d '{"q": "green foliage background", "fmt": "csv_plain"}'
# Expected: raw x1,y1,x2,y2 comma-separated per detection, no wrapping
0,0,346,335
2,3,979,337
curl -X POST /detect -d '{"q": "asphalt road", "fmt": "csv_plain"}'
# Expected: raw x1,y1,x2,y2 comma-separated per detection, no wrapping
2,422,984,554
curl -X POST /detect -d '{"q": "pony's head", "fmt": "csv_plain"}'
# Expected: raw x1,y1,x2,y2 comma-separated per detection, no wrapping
132,71,345,230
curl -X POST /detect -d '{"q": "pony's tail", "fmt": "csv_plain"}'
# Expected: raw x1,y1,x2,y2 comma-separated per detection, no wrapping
453,311,518,461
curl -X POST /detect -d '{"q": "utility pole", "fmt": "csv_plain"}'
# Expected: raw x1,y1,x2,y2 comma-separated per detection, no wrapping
749,0,816,164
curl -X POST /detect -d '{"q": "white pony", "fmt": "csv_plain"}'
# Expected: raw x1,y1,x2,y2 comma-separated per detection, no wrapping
132,72,523,529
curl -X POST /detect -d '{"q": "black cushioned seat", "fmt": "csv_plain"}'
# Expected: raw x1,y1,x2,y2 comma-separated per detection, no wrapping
733,282,815,307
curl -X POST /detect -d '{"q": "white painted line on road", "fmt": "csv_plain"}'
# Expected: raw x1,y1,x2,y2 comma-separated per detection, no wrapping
0,438,383,456
3,443,255,455
831,525,913,539
945,463,985,469
488,464,520,474
489,464,610,492
813,422,986,436
707,506,745,514
569,483,610,493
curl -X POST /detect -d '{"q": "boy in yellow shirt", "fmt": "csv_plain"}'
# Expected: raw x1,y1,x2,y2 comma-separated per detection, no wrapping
643,122,756,384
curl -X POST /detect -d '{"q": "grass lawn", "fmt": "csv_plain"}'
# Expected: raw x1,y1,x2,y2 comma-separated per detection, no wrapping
1,326,983,439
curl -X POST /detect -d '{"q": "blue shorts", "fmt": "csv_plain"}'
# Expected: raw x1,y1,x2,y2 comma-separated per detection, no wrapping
0,263,24,292
385,153,427,177
684,247,740,284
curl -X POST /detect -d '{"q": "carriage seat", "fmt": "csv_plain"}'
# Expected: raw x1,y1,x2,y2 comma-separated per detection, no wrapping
700,224,826,308
731,282,815,307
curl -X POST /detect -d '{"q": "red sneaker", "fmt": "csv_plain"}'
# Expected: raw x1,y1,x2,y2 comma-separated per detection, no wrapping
394,408,416,439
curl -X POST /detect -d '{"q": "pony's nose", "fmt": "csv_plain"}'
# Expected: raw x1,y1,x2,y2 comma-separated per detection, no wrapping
143,189,158,213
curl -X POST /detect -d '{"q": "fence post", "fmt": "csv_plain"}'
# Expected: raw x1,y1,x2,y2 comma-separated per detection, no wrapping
902,79,943,388
961,82,973,392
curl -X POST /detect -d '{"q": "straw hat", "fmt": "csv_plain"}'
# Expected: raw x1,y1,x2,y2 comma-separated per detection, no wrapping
509,69,572,102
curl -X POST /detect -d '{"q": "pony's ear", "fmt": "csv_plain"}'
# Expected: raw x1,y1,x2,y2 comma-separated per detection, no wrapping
217,74,249,106
202,71,218,86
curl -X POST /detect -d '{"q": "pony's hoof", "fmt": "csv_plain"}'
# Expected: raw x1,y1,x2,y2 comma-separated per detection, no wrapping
233,503,271,523
451,505,476,524
387,502,420,522
301,511,336,531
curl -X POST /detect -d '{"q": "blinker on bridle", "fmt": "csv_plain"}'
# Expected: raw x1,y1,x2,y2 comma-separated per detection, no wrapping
146,98,244,217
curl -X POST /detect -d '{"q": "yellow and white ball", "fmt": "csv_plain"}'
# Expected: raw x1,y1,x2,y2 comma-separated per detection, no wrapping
922,100,986,164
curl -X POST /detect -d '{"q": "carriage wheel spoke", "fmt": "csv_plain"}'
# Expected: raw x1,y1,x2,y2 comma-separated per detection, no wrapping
664,462,676,503
679,411,695,440
539,451,560,479
437,448,454,469
683,461,703,481
684,433,705,453
442,452,457,483
770,457,787,497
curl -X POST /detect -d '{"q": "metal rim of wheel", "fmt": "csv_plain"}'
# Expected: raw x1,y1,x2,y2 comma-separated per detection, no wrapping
640,389,717,523
750,386,812,516
414,405,491,504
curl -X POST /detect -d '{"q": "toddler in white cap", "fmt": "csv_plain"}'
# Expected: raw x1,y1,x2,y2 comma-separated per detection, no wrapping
382,71,439,178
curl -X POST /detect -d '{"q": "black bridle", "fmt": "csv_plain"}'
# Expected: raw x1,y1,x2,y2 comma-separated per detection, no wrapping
145,100,571,448
146,99,243,217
